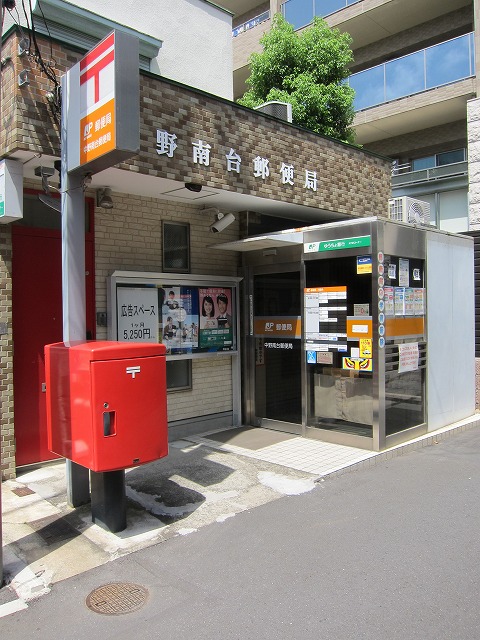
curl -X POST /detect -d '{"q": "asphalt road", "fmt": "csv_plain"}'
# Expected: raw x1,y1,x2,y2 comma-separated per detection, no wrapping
3,427,480,639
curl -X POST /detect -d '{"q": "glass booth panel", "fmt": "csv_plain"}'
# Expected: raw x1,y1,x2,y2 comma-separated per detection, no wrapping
383,255,426,435
253,271,302,426
305,256,373,438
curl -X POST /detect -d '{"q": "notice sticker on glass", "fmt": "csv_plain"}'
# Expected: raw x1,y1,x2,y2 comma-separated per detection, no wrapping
317,351,333,364
404,288,415,316
388,263,397,280
399,258,410,287
414,288,425,315
354,303,370,316
357,255,372,274
394,287,405,315
384,287,394,316
398,342,419,373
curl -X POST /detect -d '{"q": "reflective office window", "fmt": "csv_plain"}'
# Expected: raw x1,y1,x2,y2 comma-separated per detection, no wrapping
386,51,424,102
350,65,385,110
426,35,472,89
283,0,314,30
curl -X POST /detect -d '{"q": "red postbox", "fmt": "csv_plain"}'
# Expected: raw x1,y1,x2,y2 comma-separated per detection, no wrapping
44,341,168,472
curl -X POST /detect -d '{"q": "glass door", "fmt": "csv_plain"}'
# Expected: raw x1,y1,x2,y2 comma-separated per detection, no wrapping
249,269,302,433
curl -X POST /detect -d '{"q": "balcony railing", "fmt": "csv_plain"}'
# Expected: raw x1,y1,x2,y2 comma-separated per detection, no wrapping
282,0,361,31
349,33,475,112
391,161,468,187
233,10,270,37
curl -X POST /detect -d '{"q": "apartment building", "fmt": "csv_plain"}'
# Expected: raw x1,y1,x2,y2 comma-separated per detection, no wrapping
227,0,479,234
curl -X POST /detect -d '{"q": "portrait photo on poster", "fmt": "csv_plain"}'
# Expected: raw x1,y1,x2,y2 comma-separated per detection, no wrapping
199,287,234,350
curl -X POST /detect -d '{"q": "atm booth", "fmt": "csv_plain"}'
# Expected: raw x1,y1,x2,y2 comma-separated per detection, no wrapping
236,217,474,451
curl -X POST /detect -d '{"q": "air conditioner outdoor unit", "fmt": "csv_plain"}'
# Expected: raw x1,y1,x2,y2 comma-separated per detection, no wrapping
388,196,430,226
254,101,293,123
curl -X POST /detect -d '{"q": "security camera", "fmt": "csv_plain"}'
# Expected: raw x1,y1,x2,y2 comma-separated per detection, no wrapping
185,182,202,193
210,212,236,233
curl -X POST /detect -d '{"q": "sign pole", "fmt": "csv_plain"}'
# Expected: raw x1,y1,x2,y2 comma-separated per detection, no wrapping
61,73,90,507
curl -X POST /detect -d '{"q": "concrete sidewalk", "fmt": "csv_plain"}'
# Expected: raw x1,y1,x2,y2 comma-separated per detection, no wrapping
1,417,479,614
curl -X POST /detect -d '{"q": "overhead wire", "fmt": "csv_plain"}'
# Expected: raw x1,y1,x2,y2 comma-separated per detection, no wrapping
17,0,61,123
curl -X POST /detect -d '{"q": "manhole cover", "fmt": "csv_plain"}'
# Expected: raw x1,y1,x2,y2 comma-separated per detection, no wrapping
86,583,149,615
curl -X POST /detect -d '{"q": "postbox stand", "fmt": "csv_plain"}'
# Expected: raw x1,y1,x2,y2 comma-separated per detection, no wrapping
91,469,127,533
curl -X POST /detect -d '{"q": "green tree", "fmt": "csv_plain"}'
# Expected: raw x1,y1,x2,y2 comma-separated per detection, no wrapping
238,14,356,144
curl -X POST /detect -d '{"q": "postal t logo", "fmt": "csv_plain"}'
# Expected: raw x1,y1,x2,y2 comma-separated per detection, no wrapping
126,365,141,379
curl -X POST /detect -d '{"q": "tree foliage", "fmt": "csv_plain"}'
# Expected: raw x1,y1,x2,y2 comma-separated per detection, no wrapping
238,14,356,144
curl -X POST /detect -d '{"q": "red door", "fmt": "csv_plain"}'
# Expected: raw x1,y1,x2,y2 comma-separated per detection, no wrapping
12,204,95,466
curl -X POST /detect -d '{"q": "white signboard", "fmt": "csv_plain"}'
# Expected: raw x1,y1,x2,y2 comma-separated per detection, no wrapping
117,287,158,342
398,342,419,373
0,159,23,223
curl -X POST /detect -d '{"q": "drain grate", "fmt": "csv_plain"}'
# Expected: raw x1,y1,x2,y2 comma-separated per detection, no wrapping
86,583,149,615
12,486,35,497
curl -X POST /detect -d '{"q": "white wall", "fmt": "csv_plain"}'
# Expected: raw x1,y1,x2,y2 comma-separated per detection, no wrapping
77,0,233,98
427,231,475,429
4,0,234,99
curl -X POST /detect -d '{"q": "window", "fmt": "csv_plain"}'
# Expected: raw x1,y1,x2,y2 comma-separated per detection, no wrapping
437,149,465,166
162,221,190,273
412,149,465,172
167,360,192,391
412,156,435,172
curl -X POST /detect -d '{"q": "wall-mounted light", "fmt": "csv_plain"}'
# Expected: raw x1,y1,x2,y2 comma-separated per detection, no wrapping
210,212,236,233
96,187,114,209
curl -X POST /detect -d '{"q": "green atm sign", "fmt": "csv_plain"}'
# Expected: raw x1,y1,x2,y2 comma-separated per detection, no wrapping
304,235,371,253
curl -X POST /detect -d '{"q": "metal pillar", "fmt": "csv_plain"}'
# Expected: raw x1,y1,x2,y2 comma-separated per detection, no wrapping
61,74,90,507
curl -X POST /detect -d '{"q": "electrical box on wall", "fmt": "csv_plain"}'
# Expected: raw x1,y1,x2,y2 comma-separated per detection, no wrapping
0,159,23,223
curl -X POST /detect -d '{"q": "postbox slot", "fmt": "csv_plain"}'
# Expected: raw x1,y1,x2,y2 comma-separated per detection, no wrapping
103,411,116,437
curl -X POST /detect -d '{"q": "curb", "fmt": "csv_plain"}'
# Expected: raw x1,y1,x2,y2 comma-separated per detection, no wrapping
317,415,480,479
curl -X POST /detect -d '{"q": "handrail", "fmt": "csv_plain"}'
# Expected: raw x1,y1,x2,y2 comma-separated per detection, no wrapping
233,10,270,37
391,161,468,186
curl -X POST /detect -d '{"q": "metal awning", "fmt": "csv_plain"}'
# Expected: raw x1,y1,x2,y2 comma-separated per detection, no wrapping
210,231,304,252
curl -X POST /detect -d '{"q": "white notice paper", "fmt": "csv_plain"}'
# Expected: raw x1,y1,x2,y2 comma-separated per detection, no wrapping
398,342,419,373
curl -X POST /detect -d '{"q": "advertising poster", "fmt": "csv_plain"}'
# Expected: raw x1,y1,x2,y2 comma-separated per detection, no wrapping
199,287,234,350
161,285,198,354
117,287,158,342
